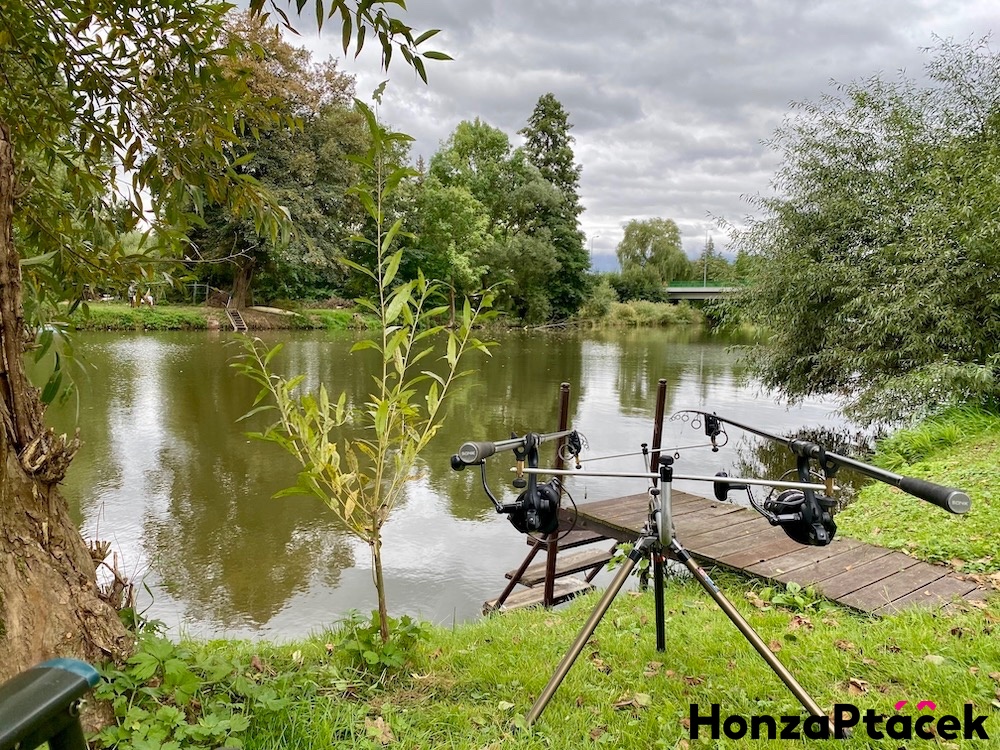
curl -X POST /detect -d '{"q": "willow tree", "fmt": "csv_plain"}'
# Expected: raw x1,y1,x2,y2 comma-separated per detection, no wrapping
729,38,1000,423
0,0,441,681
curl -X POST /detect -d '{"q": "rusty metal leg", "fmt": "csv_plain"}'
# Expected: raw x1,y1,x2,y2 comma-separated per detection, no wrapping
545,382,571,606
490,539,545,612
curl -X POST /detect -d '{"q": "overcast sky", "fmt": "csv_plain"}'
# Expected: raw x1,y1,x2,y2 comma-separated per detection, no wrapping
293,1,996,263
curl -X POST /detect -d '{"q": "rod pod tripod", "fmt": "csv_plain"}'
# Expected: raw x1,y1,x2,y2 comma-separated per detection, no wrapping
524,456,841,736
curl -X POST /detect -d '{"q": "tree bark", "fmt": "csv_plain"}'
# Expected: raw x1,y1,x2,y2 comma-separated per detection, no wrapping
230,256,255,309
0,121,131,684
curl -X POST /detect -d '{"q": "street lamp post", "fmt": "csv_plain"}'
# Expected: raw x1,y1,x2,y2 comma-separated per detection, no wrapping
589,234,600,262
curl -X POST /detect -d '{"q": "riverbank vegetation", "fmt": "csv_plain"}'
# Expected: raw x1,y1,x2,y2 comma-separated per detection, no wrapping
838,407,1000,577
95,577,999,750
68,303,373,332
725,39,1000,426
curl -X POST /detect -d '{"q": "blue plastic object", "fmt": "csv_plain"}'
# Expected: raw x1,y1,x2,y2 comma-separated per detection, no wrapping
0,659,100,750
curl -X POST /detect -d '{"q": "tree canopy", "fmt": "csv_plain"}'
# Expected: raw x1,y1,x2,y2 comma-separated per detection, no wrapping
188,13,369,305
0,0,444,681
728,38,1000,424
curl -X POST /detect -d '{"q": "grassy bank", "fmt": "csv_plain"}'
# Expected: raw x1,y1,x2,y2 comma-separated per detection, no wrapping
94,575,998,750
68,304,371,331
837,408,1000,576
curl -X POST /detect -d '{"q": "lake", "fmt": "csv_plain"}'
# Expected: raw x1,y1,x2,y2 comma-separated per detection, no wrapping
44,327,850,639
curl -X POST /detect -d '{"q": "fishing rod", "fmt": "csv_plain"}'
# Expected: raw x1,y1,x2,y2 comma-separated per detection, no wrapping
676,410,971,515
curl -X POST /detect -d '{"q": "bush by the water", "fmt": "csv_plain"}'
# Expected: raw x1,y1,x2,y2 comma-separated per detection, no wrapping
606,300,702,327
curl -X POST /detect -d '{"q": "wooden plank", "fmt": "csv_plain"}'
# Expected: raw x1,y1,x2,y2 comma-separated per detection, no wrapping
747,539,880,579
812,552,919,601
710,533,805,570
692,524,791,562
674,509,756,539
875,576,981,615
838,563,948,612
528,529,607,550
507,548,615,586
941,586,990,614
533,489,987,616
762,541,871,587
678,518,771,550
484,576,593,613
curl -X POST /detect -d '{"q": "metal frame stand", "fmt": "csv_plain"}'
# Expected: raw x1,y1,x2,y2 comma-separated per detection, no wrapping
524,460,837,735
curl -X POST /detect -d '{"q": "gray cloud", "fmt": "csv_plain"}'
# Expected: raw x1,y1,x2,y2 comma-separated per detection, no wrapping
294,0,995,259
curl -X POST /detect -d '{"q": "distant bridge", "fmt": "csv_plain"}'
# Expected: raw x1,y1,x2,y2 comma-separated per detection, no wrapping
664,283,738,300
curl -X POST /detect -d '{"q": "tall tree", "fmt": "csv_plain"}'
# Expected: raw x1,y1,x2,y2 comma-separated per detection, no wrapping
729,38,1000,423
403,175,490,325
615,218,689,299
430,120,563,322
695,235,730,284
520,93,590,319
188,14,369,306
0,0,440,682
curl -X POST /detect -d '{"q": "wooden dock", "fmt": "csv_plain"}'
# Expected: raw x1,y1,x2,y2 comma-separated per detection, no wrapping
553,491,988,615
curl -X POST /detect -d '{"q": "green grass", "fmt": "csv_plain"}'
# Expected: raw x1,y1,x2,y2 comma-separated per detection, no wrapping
72,303,209,330
837,408,1000,574
302,309,373,330
98,576,1000,750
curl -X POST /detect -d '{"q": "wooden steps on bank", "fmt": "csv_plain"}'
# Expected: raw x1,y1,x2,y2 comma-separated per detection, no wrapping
486,490,989,615
227,308,248,332
484,530,615,612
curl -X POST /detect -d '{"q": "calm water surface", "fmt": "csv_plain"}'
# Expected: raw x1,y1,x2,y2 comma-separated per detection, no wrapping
45,327,849,639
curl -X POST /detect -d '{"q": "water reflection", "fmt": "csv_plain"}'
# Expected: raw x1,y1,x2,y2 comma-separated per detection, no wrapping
40,328,852,638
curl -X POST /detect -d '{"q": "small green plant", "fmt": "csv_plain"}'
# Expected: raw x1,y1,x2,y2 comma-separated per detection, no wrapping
94,635,267,750
337,609,430,675
755,581,829,612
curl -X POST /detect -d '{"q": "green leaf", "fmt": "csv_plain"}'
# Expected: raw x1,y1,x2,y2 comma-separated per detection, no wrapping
384,285,412,324
422,50,452,61
413,28,440,45
381,217,405,253
19,251,57,267
383,248,403,287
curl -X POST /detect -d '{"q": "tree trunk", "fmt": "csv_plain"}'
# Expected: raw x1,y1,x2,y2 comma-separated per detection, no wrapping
371,534,389,643
230,256,255,309
0,121,131,684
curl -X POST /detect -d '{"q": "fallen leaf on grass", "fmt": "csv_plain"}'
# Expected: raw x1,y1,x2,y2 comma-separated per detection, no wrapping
768,640,782,653
788,615,813,631
613,692,652,711
589,654,612,674
497,701,515,711
834,640,855,651
924,654,946,666
589,726,607,741
682,675,704,686
365,716,395,746
643,661,663,677
846,678,869,695
745,591,768,609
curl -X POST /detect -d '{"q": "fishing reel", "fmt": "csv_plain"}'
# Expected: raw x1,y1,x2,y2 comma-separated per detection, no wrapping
451,429,580,535
507,477,562,534
761,487,837,546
